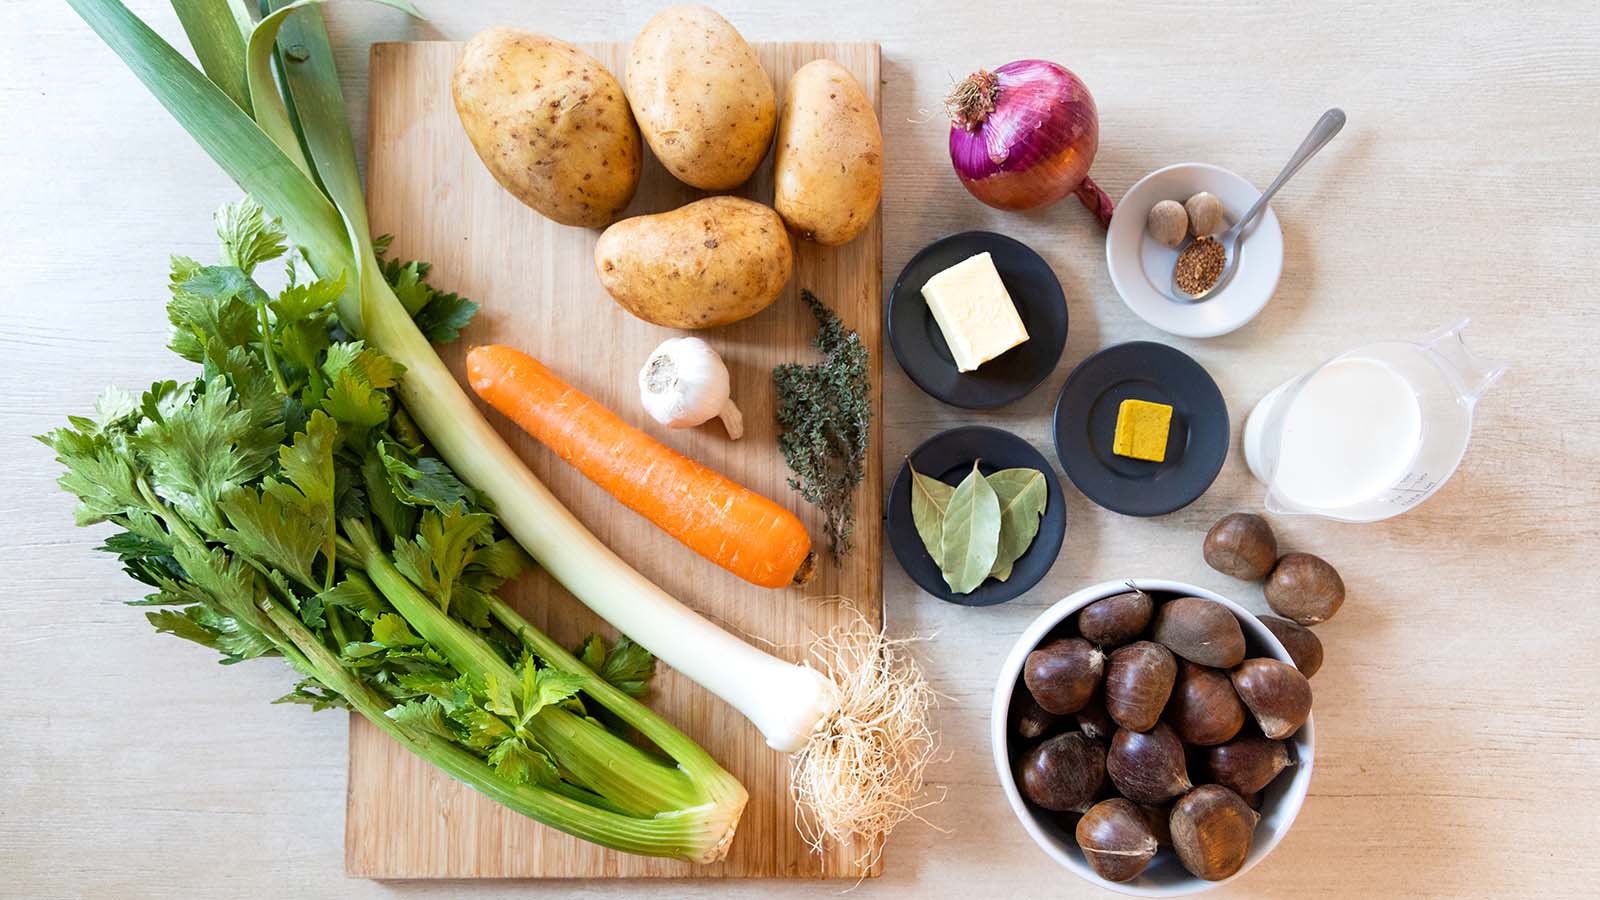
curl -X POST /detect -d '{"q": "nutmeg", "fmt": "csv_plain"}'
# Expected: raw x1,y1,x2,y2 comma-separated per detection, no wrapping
1258,615,1324,678
1202,513,1278,581
1184,192,1225,238
1078,589,1155,649
1170,785,1259,881
1147,200,1189,249
1152,597,1246,668
1104,641,1177,732
1107,722,1192,804
1167,660,1245,746
1024,637,1104,715
1076,798,1159,883
1231,658,1313,739
1018,731,1106,812
1265,552,1345,624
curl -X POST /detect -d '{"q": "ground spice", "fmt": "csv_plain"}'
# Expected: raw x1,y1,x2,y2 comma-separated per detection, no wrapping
1175,236,1226,295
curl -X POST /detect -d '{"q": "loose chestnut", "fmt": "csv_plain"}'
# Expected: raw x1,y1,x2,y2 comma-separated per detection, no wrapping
1203,513,1278,580
1075,689,1115,741
1105,641,1177,732
1208,735,1293,796
1076,798,1159,883
1018,732,1106,812
1167,660,1245,746
1258,615,1324,677
1024,638,1104,715
1265,552,1345,624
1107,722,1192,804
1170,785,1259,881
1152,597,1246,668
1231,658,1313,739
1078,589,1154,648
1014,691,1061,740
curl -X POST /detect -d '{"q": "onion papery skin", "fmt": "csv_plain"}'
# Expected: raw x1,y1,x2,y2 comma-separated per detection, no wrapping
948,60,1111,224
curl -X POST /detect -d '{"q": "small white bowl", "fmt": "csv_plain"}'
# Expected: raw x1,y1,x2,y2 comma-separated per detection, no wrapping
991,579,1314,896
1107,165,1284,339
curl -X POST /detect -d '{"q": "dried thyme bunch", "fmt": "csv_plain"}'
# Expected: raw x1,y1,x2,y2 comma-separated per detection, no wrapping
774,291,871,559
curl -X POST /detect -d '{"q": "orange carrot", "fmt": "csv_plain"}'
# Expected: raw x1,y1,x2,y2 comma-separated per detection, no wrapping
466,344,814,588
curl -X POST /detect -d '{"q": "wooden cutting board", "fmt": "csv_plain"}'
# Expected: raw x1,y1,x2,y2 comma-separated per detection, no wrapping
347,40,883,879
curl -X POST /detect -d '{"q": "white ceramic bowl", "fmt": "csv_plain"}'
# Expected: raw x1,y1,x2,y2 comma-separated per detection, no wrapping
991,579,1314,896
1106,165,1284,338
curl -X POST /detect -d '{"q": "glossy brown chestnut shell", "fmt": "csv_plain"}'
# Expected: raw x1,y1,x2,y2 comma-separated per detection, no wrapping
1207,735,1294,796
1075,798,1159,883
1231,658,1313,740
1170,784,1259,881
1104,641,1177,732
1107,722,1192,804
1265,552,1345,625
1152,597,1246,668
1078,589,1155,648
1167,660,1246,746
1024,637,1104,715
1018,731,1106,812
1258,614,1324,677
1203,513,1278,581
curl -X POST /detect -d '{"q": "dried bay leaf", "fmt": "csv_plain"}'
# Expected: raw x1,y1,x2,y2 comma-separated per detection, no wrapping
939,462,1001,594
908,460,955,566
985,468,1048,581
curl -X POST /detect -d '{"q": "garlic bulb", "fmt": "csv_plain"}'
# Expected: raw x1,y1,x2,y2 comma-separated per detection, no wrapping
637,337,744,439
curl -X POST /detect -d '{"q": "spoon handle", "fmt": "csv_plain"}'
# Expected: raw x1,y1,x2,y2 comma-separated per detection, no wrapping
1236,108,1346,233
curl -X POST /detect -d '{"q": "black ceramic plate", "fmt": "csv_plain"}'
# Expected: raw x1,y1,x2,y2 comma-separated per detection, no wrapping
1052,341,1229,517
888,231,1068,409
887,426,1067,607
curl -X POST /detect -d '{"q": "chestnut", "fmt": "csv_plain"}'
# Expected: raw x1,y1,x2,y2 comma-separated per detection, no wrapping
1265,552,1345,625
1014,691,1061,740
1231,658,1313,739
1167,660,1245,746
1152,597,1246,668
1076,798,1158,883
1203,513,1277,580
1018,732,1105,812
1170,784,1259,881
1024,638,1104,715
1258,614,1324,677
1078,589,1154,648
1075,688,1115,741
1139,802,1174,847
1208,735,1293,796
1104,641,1177,732
1107,723,1192,804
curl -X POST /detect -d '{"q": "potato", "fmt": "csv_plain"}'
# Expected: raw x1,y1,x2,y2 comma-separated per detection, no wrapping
774,59,883,246
627,6,775,190
594,197,793,328
452,28,641,228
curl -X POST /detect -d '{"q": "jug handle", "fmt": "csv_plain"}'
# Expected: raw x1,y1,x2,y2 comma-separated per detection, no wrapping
1422,318,1507,405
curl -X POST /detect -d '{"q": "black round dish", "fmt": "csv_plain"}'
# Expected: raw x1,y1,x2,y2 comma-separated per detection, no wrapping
888,231,1068,409
1052,342,1229,517
888,426,1067,607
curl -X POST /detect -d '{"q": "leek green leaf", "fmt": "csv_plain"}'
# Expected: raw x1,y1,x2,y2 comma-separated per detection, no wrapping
985,468,1048,582
907,460,955,567
938,462,1001,594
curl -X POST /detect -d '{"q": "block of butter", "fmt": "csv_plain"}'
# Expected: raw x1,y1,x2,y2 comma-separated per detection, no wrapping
1112,398,1174,462
920,252,1030,372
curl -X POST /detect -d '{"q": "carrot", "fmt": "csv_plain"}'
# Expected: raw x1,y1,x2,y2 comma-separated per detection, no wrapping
466,344,814,588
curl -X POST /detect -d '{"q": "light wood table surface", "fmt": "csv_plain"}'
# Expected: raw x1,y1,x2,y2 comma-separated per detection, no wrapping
3,2,1597,898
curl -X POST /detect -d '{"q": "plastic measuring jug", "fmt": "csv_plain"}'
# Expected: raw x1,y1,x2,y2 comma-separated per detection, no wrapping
1242,319,1505,522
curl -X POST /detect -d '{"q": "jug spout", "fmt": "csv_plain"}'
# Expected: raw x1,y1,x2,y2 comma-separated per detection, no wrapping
1422,318,1506,405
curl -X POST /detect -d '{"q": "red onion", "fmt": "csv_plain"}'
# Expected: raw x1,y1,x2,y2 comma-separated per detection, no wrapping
947,60,1112,226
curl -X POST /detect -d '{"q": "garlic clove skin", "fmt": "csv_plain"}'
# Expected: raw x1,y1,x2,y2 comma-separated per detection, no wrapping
638,337,744,439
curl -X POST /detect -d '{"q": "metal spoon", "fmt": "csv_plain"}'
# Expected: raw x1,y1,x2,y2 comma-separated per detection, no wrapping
1171,108,1346,302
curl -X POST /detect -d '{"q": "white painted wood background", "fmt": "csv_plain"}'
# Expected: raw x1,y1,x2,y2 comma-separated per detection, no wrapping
2,1,1596,897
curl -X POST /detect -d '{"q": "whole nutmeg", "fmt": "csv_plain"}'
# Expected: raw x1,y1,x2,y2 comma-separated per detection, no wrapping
1075,689,1115,742
1147,200,1189,248
1265,552,1345,624
1078,589,1155,649
1258,615,1325,678
1203,513,1278,581
1014,691,1061,740
1105,641,1177,732
1170,784,1259,881
1208,735,1294,796
1185,191,1225,237
1018,732,1106,812
1024,637,1105,715
1231,658,1313,739
1107,723,1192,804
1152,597,1246,668
1167,660,1246,746
1076,798,1159,883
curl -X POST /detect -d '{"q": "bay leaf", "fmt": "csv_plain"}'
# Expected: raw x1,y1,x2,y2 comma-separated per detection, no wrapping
986,468,1048,582
907,460,955,567
939,462,1001,594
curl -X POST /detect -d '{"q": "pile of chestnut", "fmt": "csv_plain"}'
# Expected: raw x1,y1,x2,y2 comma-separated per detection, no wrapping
1009,587,1316,884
